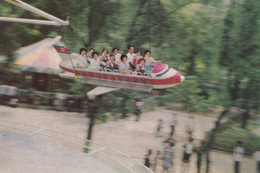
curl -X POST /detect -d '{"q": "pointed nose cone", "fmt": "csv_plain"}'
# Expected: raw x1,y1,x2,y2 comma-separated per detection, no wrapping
181,75,185,83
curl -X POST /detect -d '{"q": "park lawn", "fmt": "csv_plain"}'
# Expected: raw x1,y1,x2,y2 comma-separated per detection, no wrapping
247,122,260,131
212,122,260,155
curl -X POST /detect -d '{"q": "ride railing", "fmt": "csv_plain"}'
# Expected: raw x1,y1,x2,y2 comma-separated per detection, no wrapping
17,89,55,104
0,120,153,173
16,89,82,104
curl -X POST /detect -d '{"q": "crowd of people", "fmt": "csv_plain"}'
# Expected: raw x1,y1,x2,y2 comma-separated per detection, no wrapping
0,86,83,112
143,114,260,173
145,115,200,173
76,46,161,75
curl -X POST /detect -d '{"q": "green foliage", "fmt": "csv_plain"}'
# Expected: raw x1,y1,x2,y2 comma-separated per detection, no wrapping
155,76,213,112
0,0,259,116
219,0,260,127
212,123,260,154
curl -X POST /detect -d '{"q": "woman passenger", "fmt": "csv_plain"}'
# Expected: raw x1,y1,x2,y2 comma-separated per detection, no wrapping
86,48,94,64
77,48,88,68
112,47,121,65
100,49,109,69
119,54,132,74
144,50,160,74
90,52,101,70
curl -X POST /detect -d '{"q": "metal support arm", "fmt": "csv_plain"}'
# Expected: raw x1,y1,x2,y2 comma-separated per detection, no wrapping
3,0,69,26
0,17,62,26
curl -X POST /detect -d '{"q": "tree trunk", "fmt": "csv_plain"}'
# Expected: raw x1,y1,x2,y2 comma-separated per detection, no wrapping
84,96,100,153
229,78,240,101
186,48,197,76
205,109,229,173
126,0,147,45
241,110,249,129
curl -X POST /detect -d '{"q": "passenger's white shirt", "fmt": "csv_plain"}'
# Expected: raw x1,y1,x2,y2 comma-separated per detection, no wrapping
77,55,87,67
127,52,136,64
254,151,260,161
114,53,121,65
185,143,193,154
90,58,101,70
233,146,245,162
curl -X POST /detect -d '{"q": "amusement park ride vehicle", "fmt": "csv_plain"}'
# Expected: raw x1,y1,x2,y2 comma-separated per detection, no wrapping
1,0,185,97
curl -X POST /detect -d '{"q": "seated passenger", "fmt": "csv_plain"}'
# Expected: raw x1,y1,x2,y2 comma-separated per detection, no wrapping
87,48,94,63
133,50,143,68
119,54,132,74
144,50,161,74
100,49,109,69
135,58,146,74
127,45,135,67
106,54,118,71
112,47,121,65
77,48,88,68
90,52,101,70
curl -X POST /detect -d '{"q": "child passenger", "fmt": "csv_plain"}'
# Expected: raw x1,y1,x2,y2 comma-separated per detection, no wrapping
135,58,146,74
106,54,117,71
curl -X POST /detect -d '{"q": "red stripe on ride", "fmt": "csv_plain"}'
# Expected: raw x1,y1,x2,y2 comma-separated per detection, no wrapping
60,65,180,85
60,65,76,73
151,73,181,85
54,46,71,54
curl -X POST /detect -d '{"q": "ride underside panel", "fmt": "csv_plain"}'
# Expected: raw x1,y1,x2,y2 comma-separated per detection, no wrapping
86,87,120,97
77,76,153,92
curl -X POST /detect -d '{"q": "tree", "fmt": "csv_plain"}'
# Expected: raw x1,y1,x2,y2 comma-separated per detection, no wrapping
205,0,260,172
219,0,260,128
126,0,170,50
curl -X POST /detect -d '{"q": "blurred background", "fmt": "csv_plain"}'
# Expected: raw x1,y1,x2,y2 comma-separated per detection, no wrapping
0,0,259,172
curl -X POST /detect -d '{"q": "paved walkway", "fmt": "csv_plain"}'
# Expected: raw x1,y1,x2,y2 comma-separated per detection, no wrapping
0,130,118,173
0,105,256,173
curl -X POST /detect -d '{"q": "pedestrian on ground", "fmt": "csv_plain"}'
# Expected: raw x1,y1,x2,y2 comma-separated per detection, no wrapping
8,85,17,101
170,113,176,136
162,141,174,173
0,85,7,104
28,90,35,106
254,147,260,173
144,149,153,168
135,98,144,121
233,141,245,173
164,134,175,144
153,150,160,172
56,92,66,111
182,138,194,164
186,116,194,139
157,119,163,137
196,141,205,173
9,98,18,108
